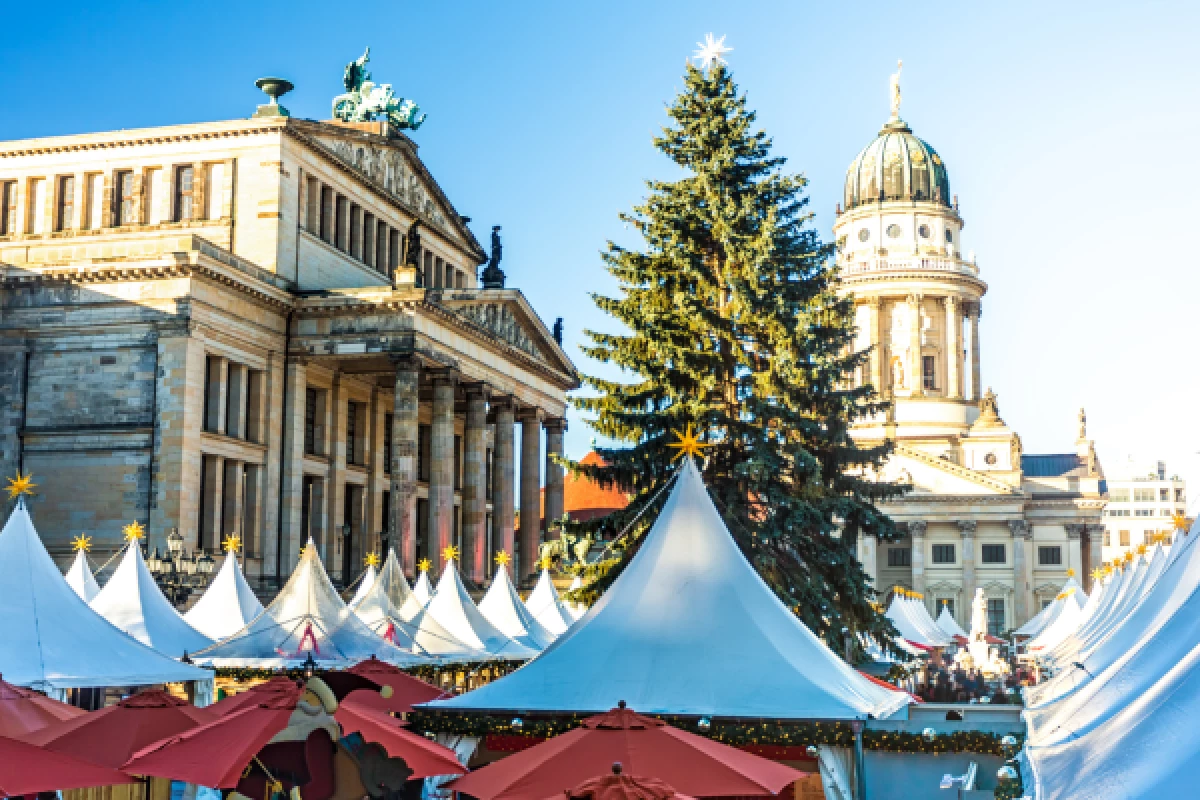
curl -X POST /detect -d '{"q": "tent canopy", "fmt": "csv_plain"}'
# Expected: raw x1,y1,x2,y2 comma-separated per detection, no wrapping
90,539,213,658
885,595,953,648
0,500,209,690
183,553,266,641
935,605,967,639
418,561,535,661
348,562,378,608
525,568,576,636
426,459,908,720
478,564,556,650
64,549,101,603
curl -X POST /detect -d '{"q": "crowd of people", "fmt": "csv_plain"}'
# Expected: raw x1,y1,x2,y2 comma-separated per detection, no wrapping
911,660,1034,704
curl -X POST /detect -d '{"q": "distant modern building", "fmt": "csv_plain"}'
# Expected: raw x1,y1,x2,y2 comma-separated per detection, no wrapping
1101,459,1187,561
0,54,577,588
840,69,1106,634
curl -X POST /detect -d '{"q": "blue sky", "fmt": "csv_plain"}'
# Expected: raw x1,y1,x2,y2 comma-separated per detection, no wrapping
3,0,1199,499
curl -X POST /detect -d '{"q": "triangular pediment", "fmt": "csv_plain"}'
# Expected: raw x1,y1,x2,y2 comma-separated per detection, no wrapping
295,121,483,261
882,445,1018,495
437,291,576,379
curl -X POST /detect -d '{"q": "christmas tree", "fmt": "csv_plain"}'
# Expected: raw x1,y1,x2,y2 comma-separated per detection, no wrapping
564,50,904,651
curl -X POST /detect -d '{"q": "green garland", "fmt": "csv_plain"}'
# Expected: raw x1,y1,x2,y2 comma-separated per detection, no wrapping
409,711,1023,756
211,661,527,686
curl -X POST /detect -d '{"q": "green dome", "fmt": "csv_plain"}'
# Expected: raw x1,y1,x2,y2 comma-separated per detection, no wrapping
843,119,951,210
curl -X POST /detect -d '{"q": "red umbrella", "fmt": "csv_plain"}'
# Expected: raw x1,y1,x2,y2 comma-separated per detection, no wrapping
447,703,804,800
0,676,87,738
0,734,134,795
323,657,450,714
558,763,691,800
334,699,465,779
24,688,213,768
123,679,302,788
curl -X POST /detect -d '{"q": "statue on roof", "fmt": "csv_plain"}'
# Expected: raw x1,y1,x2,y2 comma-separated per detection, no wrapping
889,59,903,120
481,225,506,289
332,47,426,130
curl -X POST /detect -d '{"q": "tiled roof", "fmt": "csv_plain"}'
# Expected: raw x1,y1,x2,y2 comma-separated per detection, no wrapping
541,451,630,522
1022,454,1084,478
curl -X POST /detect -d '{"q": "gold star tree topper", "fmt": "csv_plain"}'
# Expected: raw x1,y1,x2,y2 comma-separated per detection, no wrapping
417,558,432,573
123,520,146,542
442,545,460,563
72,533,93,552
364,551,381,568
494,550,511,567
222,534,243,553
6,471,36,500
667,423,713,462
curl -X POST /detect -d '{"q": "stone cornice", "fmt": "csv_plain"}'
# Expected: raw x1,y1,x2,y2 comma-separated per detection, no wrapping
892,443,1018,494
0,118,287,158
840,270,988,294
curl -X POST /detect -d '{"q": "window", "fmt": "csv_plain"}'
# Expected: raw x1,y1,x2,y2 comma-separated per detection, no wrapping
175,166,195,221
144,167,162,224
922,355,936,390
982,544,1006,564
1144,531,1158,546
918,224,930,239
56,175,75,231
115,170,136,225
0,181,15,235
85,173,103,229
1160,488,1170,502
304,388,318,455
1108,489,1129,503
885,223,901,238
202,355,222,433
28,178,46,233
1134,488,1155,503
305,177,319,232
987,598,1005,636
1104,531,1111,546
932,544,955,564
383,413,393,474
205,163,223,219
887,547,911,567
346,401,359,465
1038,545,1062,565
858,228,870,242
1176,488,1185,503
1119,530,1130,546
1135,509,1153,517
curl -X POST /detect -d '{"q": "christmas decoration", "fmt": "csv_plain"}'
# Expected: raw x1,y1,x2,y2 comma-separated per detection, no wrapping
71,533,93,552
364,551,381,568
442,545,460,562
6,471,36,499
692,33,732,70
122,520,146,542
418,558,433,573
222,534,243,553
565,57,903,651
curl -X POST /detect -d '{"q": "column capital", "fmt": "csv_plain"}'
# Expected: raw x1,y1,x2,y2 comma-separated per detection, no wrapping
516,405,543,424
907,520,928,538
906,292,924,305
543,416,568,434
956,519,977,535
867,295,885,309
489,394,518,413
1007,519,1031,539
1064,523,1086,540
427,367,456,387
461,381,490,399
944,295,960,312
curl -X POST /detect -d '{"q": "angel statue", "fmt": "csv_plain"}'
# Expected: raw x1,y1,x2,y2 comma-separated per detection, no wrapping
889,59,903,119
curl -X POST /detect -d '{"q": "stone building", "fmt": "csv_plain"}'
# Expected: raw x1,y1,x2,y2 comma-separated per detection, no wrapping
0,67,577,589
837,79,1106,633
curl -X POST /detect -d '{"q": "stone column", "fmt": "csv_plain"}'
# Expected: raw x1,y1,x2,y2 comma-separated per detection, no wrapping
909,521,927,596
389,357,420,576
325,374,346,571
278,357,308,573
259,351,285,577
492,398,517,567
428,371,457,572
959,520,978,606
205,356,228,432
150,327,205,552
1065,524,1085,578
517,407,543,582
1085,524,1104,592
969,302,982,400
1008,519,1033,626
222,460,245,541
908,294,923,397
859,534,879,589
462,384,489,583
543,417,567,539
867,297,884,394
945,296,961,399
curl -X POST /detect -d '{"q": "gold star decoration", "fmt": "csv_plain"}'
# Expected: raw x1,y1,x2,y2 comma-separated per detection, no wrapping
494,550,511,567
538,555,554,571
1065,568,1075,577
1091,568,1104,581
299,542,315,558
122,520,146,542
417,558,432,573
6,471,36,500
1173,513,1191,531
222,534,243,553
363,551,381,568
72,533,93,552
442,545,460,563
667,423,713,462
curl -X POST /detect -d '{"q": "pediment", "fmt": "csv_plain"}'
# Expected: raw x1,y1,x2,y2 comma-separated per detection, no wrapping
882,446,1017,496
438,291,576,378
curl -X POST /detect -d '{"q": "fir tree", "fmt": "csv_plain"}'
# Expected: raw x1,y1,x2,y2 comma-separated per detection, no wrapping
565,61,904,651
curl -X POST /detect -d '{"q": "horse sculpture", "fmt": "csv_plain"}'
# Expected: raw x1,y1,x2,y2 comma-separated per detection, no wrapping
332,47,426,131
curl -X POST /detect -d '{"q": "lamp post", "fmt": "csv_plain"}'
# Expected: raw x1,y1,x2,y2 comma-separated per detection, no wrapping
147,527,216,606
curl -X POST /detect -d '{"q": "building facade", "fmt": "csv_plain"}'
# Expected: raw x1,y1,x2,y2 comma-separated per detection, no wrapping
1100,459,1187,561
840,80,1106,633
0,69,577,589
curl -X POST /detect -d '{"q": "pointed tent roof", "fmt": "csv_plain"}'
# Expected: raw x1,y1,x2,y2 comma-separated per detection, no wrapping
191,538,427,668
426,459,909,719
885,594,953,648
936,605,967,639
1015,593,1067,639
0,500,209,690
64,549,101,603
478,565,556,650
348,563,378,608
525,568,575,636
412,570,434,606
352,550,438,656
421,560,536,661
89,540,213,658
183,554,265,641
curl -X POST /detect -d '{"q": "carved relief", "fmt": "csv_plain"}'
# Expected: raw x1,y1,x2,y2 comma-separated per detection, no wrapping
455,303,541,359
315,137,448,230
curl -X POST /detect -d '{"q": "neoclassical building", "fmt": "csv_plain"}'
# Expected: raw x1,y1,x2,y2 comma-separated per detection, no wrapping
0,58,577,589
839,83,1106,633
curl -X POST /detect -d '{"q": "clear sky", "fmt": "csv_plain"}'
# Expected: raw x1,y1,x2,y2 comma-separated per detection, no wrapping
3,1,1198,502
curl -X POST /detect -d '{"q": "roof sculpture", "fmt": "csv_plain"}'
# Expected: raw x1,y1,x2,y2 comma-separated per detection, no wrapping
64,548,101,603
524,568,576,636
191,538,426,668
89,533,213,658
418,556,535,662
427,459,909,719
0,499,209,690
183,553,266,641
478,563,557,650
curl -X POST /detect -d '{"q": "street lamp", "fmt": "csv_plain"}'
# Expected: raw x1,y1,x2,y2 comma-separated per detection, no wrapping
147,527,215,607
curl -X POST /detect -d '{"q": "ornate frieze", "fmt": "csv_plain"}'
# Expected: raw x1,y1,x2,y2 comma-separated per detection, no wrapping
454,302,541,359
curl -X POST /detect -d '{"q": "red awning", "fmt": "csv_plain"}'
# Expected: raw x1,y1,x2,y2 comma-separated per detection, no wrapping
334,699,465,779
0,677,87,738
0,734,134,795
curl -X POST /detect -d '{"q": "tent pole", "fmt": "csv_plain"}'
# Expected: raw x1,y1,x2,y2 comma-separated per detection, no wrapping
852,719,867,799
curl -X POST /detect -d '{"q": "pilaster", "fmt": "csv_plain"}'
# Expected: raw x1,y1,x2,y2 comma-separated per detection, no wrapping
945,296,961,399
969,302,982,400
428,371,457,573
1008,519,1033,626
150,329,205,553
908,294,923,397
278,357,308,573
958,519,977,606
909,520,927,596
867,297,883,394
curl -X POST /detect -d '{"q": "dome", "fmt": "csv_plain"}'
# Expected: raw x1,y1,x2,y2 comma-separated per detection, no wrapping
843,119,950,211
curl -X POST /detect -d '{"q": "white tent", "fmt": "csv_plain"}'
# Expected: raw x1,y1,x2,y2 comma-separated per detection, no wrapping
418,560,536,661
0,499,210,690
191,538,428,668
885,594,953,648
90,539,213,658
478,565,556,650
348,562,378,608
524,568,575,636
412,570,434,606
1025,595,1085,654
1015,574,1086,639
936,605,967,639
183,553,265,641
426,459,909,719
64,548,101,602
